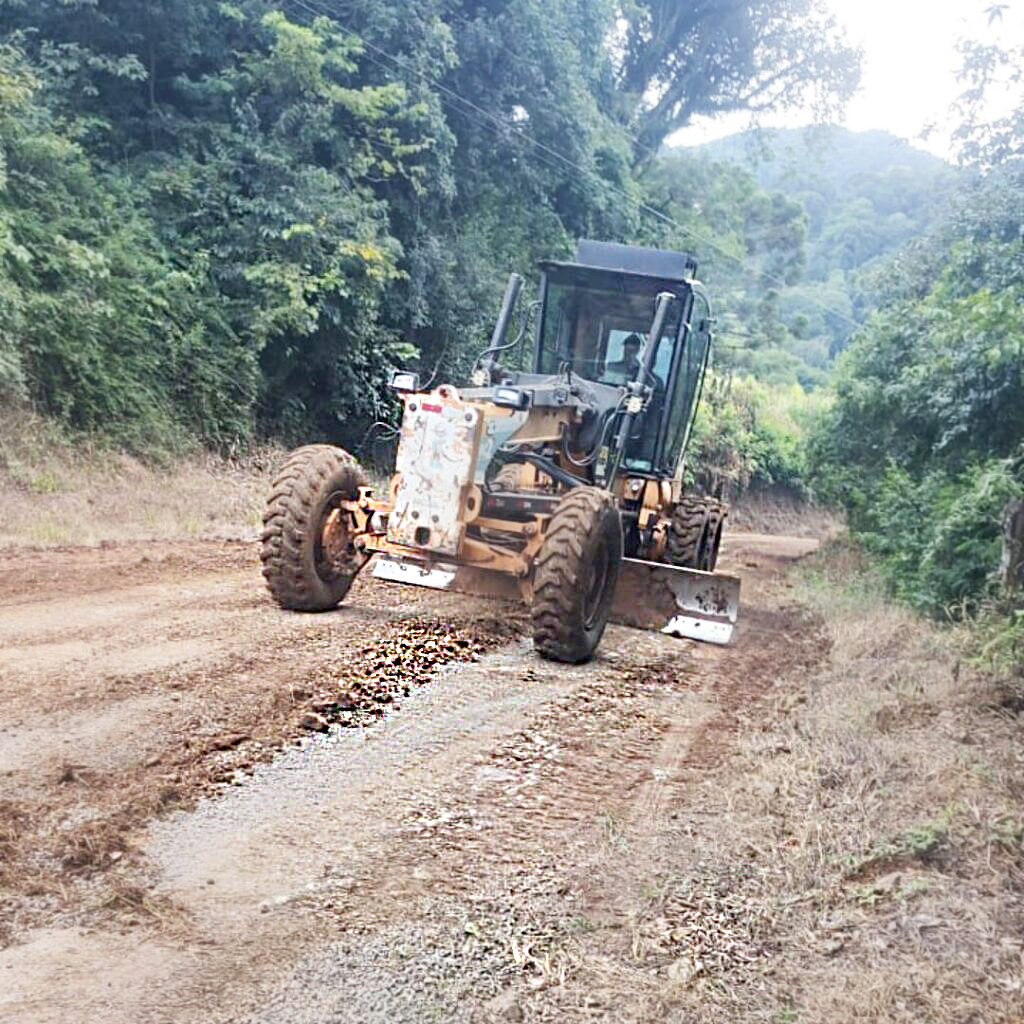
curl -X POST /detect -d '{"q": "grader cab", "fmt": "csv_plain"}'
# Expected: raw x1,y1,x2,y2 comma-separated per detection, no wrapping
261,240,740,663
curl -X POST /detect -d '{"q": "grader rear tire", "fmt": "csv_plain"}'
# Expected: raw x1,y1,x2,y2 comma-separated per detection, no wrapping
702,499,727,572
531,487,623,664
261,445,367,612
666,496,710,569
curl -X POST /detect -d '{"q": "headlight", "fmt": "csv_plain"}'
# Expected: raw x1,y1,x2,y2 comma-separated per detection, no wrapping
389,370,420,392
494,387,530,409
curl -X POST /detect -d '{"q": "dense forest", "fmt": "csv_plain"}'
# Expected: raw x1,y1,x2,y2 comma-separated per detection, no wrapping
1,2,1022,653
0,0,857,449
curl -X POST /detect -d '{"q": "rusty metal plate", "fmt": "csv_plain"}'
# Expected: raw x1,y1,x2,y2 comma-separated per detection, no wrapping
388,396,482,556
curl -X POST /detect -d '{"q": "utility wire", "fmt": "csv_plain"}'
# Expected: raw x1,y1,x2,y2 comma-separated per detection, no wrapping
285,0,863,334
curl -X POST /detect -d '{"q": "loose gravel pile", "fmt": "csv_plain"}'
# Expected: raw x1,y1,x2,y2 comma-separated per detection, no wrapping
294,620,520,733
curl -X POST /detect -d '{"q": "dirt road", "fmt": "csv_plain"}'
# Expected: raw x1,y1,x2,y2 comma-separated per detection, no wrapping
0,531,825,1023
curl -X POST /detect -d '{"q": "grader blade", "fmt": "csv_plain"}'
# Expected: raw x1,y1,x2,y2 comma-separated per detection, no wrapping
372,558,457,591
373,556,739,646
610,559,740,646
372,558,522,600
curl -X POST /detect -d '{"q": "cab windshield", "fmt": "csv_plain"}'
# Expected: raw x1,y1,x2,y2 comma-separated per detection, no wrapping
535,268,690,473
535,271,684,389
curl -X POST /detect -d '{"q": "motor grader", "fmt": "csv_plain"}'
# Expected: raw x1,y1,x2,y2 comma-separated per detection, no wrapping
261,240,739,663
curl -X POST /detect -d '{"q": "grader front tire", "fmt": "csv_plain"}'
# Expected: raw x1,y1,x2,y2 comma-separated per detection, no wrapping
261,445,367,612
531,487,623,664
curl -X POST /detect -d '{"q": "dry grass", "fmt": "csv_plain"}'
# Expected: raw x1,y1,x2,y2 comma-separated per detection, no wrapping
513,540,1024,1023
0,406,280,547
711,540,1024,1022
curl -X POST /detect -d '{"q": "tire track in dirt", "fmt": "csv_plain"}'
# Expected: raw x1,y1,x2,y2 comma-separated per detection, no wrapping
1,531,826,1024
203,540,828,1024
0,540,528,950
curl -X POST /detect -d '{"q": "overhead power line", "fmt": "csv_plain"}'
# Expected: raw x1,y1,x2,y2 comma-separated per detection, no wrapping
285,0,864,334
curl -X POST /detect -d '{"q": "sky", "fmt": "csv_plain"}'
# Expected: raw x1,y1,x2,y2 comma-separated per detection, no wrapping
670,0,1024,158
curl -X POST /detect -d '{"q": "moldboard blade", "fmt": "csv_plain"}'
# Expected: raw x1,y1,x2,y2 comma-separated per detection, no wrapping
372,558,456,591
612,558,740,646
371,558,522,602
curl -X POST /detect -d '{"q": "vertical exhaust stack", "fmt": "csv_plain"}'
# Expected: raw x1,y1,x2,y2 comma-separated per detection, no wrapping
604,290,676,489
477,273,524,382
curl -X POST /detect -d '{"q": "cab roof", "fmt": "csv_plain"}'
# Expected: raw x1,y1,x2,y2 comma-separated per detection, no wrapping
538,240,698,284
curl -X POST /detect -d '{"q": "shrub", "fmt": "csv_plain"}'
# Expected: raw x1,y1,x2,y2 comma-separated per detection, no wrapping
688,370,825,497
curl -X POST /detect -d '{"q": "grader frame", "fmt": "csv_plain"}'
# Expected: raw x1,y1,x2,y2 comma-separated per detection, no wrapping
261,240,740,663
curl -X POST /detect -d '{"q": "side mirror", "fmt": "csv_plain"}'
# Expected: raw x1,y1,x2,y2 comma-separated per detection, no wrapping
389,370,420,393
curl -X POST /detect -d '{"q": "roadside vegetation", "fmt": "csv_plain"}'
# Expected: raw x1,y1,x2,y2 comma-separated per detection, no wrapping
0,0,857,452
0,406,275,546
809,163,1024,618
533,543,1024,1022
807,38,1024,672
706,544,1024,1023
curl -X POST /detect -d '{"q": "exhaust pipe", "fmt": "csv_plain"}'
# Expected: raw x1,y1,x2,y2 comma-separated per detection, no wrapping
477,274,524,380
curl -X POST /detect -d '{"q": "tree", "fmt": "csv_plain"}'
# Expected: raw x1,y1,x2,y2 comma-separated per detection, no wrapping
955,37,1024,167
808,162,1024,612
0,5,434,445
373,0,639,385
1,0,867,451
0,39,250,448
613,0,861,164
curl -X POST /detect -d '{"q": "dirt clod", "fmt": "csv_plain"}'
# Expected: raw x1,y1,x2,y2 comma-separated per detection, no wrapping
299,712,330,733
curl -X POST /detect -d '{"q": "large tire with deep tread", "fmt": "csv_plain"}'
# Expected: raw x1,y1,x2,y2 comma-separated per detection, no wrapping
666,496,710,569
531,487,623,664
702,499,728,572
261,445,367,612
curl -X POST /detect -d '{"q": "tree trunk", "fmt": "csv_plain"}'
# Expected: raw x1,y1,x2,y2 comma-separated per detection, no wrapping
1001,499,1024,596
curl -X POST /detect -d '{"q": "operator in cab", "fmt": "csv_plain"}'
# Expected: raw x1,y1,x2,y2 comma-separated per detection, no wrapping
602,333,660,389
602,333,644,384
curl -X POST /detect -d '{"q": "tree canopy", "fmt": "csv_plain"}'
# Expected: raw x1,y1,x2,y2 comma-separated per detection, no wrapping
808,39,1024,615
615,1,860,164
0,0,861,450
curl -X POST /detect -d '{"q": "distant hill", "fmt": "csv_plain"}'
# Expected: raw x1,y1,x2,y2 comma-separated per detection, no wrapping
654,126,960,361
668,127,957,286
684,126,948,194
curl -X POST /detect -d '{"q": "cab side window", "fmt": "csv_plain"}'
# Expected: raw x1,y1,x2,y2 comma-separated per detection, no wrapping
664,292,711,471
